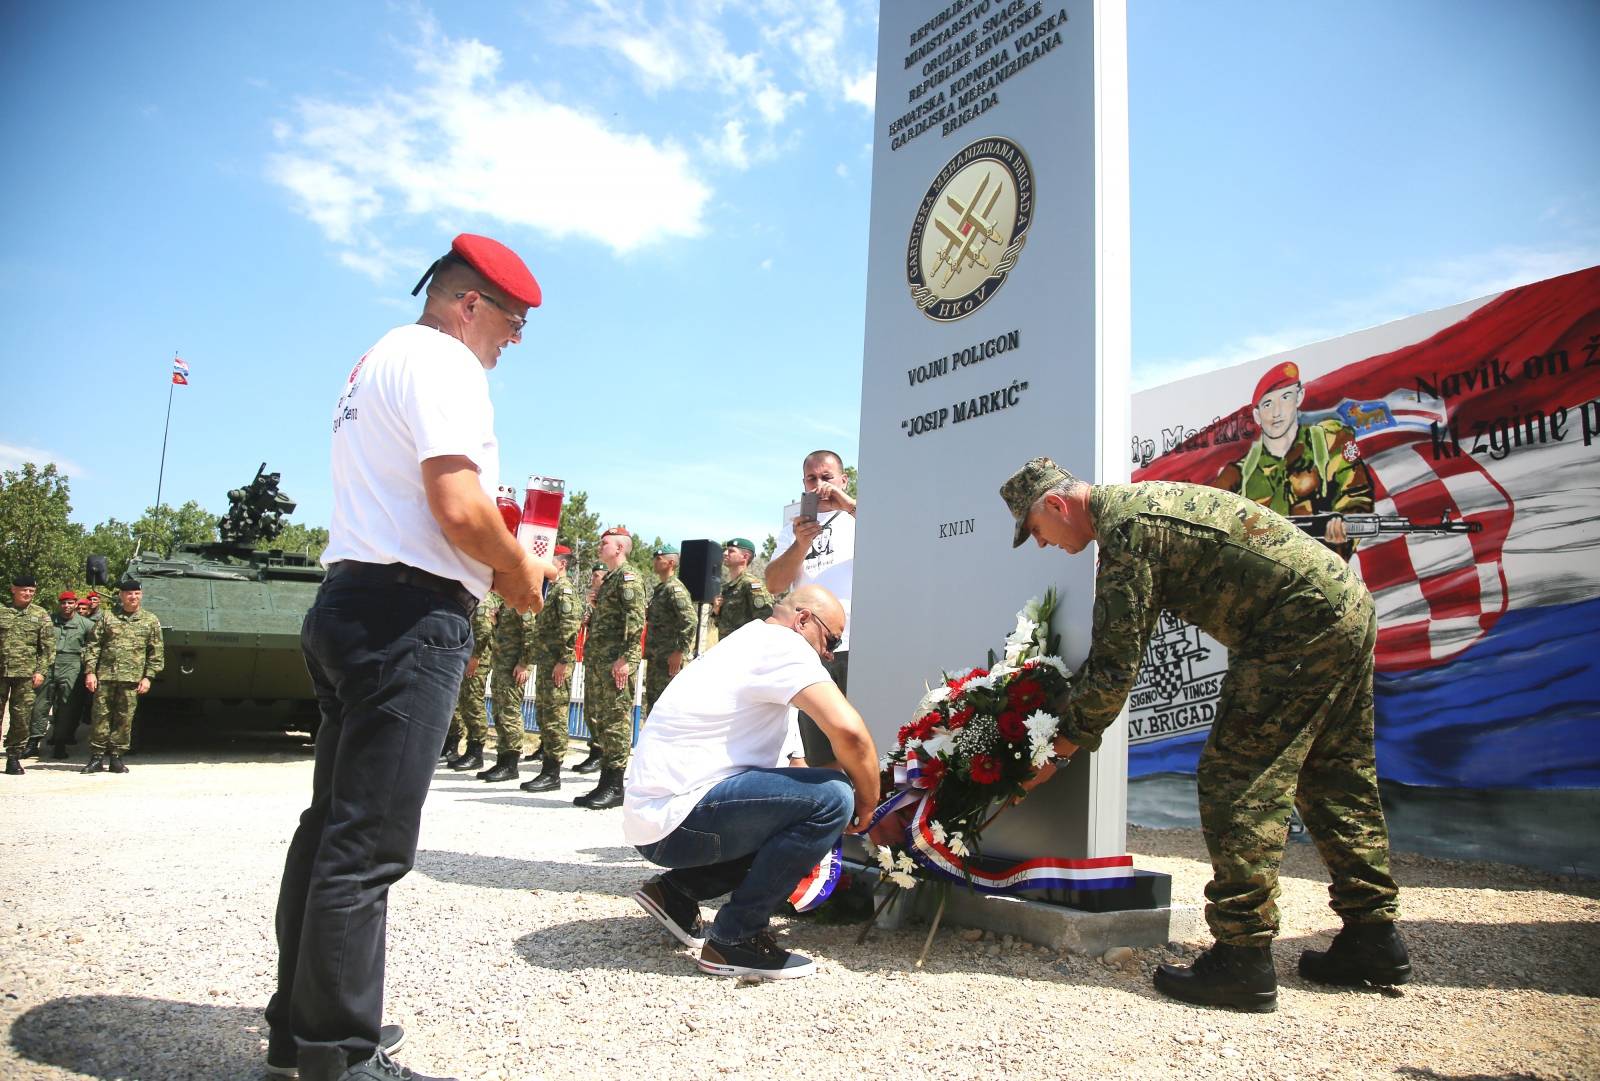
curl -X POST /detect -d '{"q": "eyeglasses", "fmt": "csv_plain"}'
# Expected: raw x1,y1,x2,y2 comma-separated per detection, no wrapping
800,608,841,654
455,290,526,337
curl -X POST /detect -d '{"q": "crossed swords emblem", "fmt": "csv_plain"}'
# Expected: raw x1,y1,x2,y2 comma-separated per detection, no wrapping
931,169,1006,287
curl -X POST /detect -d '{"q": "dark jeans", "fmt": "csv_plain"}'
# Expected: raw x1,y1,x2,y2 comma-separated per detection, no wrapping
797,649,847,765
637,767,852,943
265,579,472,1081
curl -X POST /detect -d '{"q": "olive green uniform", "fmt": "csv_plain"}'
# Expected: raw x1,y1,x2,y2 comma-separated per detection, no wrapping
81,606,163,755
1,601,55,753
1052,482,1399,947
1213,420,1374,559
489,601,536,754
583,566,645,769
33,611,93,745
72,606,103,731
714,569,772,639
445,599,497,755
531,574,582,760
643,576,696,718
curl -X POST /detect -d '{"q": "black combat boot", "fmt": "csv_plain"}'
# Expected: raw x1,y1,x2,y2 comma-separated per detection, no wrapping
1153,942,1278,1012
1299,921,1412,987
5,754,23,776
108,754,129,774
571,746,603,775
22,737,43,758
448,741,484,771
480,751,520,782
520,754,562,793
574,767,624,810
81,755,105,774
521,742,542,762
439,742,458,763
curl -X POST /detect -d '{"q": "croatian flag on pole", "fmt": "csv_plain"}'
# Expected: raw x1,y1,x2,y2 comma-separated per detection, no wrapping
1129,265,1600,791
172,356,189,385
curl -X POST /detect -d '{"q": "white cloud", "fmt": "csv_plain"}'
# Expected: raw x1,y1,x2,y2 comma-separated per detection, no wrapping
701,119,750,170
0,444,88,480
834,162,849,179
270,24,713,275
842,68,876,110
759,257,772,271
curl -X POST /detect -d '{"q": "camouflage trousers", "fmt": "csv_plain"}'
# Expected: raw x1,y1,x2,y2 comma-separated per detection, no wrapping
534,663,573,762
2,675,38,752
641,654,677,720
445,664,490,753
32,658,86,744
1197,592,1400,946
489,670,531,754
90,680,142,755
583,659,637,769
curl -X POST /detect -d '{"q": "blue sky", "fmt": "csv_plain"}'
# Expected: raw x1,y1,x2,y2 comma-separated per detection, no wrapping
2,0,1596,548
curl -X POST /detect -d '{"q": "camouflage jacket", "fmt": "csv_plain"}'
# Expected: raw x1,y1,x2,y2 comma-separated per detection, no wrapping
1054,482,1368,752
491,597,535,668
716,570,773,638
50,612,95,660
469,599,497,666
645,577,697,659
1213,420,1374,519
532,574,582,666
588,565,647,668
0,602,55,677
83,605,164,683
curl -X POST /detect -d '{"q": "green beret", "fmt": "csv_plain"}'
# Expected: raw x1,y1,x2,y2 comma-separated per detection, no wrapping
653,544,680,557
12,573,37,587
118,577,143,591
724,537,755,555
999,456,1079,548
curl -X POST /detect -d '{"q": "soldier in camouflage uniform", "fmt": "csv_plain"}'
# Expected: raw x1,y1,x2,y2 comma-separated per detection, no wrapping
444,596,497,772
1002,457,1408,1013
713,538,773,639
569,563,610,774
2,574,55,775
521,544,581,793
71,590,104,737
575,527,646,810
35,592,93,760
480,592,536,782
1212,361,1373,560
80,578,163,775
643,544,697,719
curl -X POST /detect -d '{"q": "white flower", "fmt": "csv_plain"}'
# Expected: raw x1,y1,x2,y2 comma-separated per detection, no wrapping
1025,710,1058,747
947,834,970,857
895,853,916,874
876,845,895,871
989,661,1016,679
1020,596,1043,622
962,673,998,693
1031,655,1070,678
929,821,947,845
919,732,955,760
1031,741,1054,768
888,870,918,890
915,682,952,714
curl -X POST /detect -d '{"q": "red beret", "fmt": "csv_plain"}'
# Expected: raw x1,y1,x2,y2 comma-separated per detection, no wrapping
554,544,573,557
601,525,631,539
59,590,77,601
1253,361,1301,406
410,233,542,309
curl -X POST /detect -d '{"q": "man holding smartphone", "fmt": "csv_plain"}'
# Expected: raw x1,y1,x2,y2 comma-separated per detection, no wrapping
765,450,856,766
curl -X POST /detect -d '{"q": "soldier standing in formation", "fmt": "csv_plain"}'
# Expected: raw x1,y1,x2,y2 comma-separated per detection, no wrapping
35,591,92,760
1001,457,1408,1013
2,574,54,775
574,526,646,810
444,597,497,772
642,544,696,720
713,538,772,640
81,578,164,775
570,562,610,775
481,587,537,782
72,590,103,736
521,543,581,794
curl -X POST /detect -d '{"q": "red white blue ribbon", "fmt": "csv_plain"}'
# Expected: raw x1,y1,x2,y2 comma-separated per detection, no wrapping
788,843,843,912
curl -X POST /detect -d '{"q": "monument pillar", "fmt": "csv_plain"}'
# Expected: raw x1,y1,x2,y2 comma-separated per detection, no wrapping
852,0,1133,868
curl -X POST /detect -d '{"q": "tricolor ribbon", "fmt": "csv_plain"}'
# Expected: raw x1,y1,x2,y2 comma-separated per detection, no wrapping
788,843,843,912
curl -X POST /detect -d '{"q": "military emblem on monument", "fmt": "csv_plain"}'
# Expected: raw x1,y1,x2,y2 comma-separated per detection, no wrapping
907,136,1034,322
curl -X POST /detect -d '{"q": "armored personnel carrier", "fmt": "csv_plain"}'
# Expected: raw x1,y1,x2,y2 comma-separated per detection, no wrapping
121,464,322,730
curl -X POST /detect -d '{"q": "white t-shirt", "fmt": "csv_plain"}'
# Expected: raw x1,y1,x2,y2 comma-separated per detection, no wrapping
622,621,831,845
775,508,855,651
322,323,500,598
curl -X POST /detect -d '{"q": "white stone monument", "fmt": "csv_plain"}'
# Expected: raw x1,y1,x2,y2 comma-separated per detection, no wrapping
852,0,1135,873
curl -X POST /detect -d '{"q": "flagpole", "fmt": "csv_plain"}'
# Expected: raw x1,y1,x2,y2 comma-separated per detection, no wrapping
155,352,177,510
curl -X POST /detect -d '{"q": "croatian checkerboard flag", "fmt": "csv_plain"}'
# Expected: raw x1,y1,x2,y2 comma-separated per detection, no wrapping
172,355,189,386
1132,265,1600,789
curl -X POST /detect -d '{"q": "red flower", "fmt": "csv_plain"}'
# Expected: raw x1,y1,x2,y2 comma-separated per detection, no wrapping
947,667,990,694
920,757,947,786
996,711,1027,741
948,707,974,729
897,723,915,746
969,754,1002,785
1008,678,1044,711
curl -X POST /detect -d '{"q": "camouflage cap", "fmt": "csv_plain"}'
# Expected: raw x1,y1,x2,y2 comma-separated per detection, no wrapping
999,456,1078,548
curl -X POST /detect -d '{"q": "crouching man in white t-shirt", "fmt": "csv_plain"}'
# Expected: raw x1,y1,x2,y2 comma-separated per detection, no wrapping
622,584,879,980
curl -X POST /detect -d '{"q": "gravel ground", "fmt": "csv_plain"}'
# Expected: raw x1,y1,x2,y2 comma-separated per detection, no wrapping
3,748,1597,1081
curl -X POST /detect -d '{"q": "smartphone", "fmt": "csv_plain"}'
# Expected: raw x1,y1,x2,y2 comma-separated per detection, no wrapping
799,491,821,519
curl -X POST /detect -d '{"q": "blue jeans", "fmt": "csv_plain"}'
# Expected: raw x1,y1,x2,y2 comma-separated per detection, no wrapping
266,579,472,1081
637,767,853,943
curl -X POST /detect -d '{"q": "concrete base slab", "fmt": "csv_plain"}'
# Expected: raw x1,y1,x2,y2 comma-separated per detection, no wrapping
846,860,1204,955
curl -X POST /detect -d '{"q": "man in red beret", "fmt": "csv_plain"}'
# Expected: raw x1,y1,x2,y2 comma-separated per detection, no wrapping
1212,360,1373,557
265,234,556,1081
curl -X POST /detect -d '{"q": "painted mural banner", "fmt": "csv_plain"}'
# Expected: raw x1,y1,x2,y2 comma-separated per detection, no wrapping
1128,265,1600,790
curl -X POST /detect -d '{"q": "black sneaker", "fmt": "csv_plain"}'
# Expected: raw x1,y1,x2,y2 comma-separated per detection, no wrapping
632,877,706,949
697,930,815,980
337,1048,454,1081
266,1023,407,1078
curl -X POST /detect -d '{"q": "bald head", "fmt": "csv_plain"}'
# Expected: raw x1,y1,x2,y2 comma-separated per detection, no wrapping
782,584,845,632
